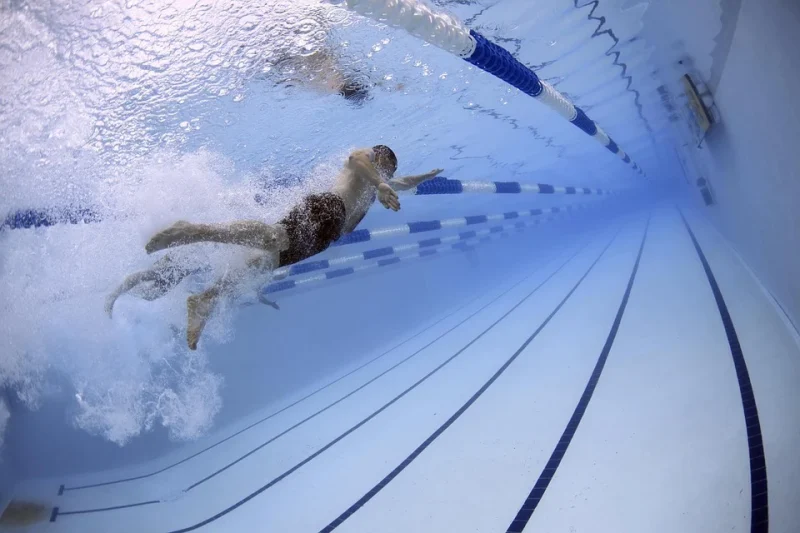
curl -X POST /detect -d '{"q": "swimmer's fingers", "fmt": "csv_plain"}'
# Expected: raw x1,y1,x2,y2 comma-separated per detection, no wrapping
384,197,400,211
426,168,445,178
388,190,401,210
379,188,400,211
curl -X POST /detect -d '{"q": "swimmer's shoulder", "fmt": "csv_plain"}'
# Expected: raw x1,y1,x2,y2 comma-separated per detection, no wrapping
347,147,375,166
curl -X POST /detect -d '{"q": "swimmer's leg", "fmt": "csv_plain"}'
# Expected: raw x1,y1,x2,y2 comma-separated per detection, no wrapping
106,255,191,316
187,286,221,351
106,270,159,318
146,220,288,254
185,251,278,350
249,253,280,310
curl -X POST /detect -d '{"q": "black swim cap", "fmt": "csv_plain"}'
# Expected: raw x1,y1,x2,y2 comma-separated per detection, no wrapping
339,80,371,104
372,145,398,172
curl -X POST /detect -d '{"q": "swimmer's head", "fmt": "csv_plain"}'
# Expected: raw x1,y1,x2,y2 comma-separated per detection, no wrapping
339,79,371,105
372,145,398,176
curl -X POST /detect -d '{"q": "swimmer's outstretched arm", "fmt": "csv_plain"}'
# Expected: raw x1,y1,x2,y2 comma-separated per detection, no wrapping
388,168,444,191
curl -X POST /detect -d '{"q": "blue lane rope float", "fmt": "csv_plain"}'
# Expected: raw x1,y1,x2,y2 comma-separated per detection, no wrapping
1,206,102,231
265,243,478,295
343,0,645,175
1,180,612,231
273,209,575,281
264,219,528,296
266,196,614,295
405,177,613,196
332,202,593,247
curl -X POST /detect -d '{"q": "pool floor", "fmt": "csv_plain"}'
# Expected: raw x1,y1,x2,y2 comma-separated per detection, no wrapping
7,206,800,532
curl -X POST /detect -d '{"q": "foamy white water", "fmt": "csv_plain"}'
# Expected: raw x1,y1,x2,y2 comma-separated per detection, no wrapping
0,0,355,445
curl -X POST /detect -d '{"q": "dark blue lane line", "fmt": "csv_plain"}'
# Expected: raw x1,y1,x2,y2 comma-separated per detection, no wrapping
60,292,491,494
163,231,613,533
318,225,628,532
51,500,159,522
52,236,595,523
182,246,588,493
679,211,769,533
505,214,649,533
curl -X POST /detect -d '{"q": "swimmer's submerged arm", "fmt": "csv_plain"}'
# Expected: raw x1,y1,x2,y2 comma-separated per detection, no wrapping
388,168,444,191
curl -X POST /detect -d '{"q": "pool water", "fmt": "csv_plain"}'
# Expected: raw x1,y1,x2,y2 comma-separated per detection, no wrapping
1,0,799,531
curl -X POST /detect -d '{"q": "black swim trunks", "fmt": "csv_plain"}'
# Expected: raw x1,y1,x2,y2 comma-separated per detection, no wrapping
278,192,347,267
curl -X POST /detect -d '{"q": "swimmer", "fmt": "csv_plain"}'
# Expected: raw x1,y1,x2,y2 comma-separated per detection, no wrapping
105,253,280,318
144,145,443,350
270,49,377,104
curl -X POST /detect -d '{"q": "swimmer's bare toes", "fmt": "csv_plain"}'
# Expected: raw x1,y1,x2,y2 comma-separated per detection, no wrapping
145,221,194,254
187,331,199,351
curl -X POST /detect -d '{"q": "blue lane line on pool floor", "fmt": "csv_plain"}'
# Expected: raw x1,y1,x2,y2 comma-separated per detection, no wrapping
504,214,649,533
51,234,596,523
161,231,611,533
182,245,581,494
679,210,769,533
51,500,160,522
317,223,632,532
57,286,509,495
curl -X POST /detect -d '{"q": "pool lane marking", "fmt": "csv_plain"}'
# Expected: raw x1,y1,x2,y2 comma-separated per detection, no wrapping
317,221,635,532
59,291,487,493
679,210,769,533
160,229,617,533
503,213,649,533
51,233,597,523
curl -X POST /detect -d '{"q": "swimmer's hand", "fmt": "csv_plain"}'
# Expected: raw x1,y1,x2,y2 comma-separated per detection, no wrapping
422,168,445,180
378,182,400,211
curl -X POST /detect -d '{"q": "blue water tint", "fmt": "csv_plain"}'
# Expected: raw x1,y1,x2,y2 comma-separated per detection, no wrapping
1,0,797,532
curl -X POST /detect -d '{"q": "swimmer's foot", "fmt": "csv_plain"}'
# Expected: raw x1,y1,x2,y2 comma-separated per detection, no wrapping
258,293,280,310
105,294,118,318
146,221,198,254
186,289,218,351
